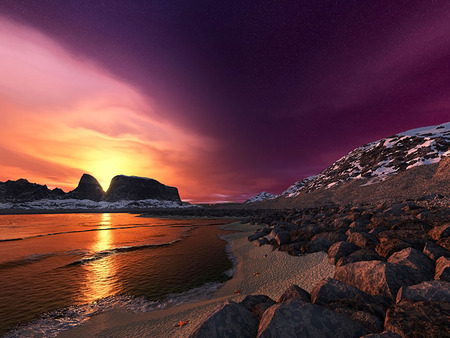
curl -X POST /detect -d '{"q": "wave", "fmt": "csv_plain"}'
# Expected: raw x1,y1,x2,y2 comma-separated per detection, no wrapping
0,253,55,270
218,234,238,277
65,240,181,267
4,282,223,338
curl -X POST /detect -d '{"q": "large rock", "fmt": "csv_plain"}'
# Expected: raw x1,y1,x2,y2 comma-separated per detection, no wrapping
376,238,411,258
240,295,276,312
336,248,383,268
278,285,311,303
257,299,369,338
435,256,450,281
347,232,379,248
68,174,104,201
270,228,290,246
105,175,180,202
428,223,450,240
305,237,332,253
396,280,450,303
328,241,359,264
332,307,384,333
189,301,259,338
384,300,450,338
334,260,427,301
387,247,434,281
248,228,272,242
423,241,450,261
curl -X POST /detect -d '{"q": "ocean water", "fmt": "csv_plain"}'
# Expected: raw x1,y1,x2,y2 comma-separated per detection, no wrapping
0,214,234,336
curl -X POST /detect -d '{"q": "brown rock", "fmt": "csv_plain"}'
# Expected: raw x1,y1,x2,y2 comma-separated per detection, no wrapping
376,238,411,258
396,280,450,303
435,256,450,281
423,241,450,261
278,284,311,303
336,248,383,268
428,223,450,240
347,232,379,248
384,300,450,338
328,241,359,264
387,247,434,281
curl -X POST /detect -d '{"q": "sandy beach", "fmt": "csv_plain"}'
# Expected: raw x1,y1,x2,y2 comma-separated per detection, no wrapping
58,222,335,337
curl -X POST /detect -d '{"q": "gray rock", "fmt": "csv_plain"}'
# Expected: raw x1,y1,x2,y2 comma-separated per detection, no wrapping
311,277,387,317
278,284,311,303
334,260,428,301
435,256,450,281
396,280,450,303
240,295,275,312
189,301,259,338
387,247,434,280
257,299,369,338
328,241,359,264
384,300,450,338
428,223,450,240
306,237,332,253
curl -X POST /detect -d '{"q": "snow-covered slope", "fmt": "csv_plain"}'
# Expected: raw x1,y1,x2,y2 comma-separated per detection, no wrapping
245,192,276,203
280,122,450,197
0,198,197,210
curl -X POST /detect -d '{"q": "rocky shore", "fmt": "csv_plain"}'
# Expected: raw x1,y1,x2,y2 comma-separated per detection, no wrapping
190,196,450,337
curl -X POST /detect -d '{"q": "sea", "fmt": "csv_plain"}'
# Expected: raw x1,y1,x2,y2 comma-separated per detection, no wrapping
0,213,235,337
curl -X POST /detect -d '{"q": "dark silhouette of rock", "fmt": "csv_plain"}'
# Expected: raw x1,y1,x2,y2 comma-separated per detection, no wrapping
384,300,450,338
387,247,435,281
0,179,56,202
105,175,180,202
428,223,450,240
435,256,450,281
277,285,311,303
257,299,370,338
68,174,104,201
396,280,450,303
334,260,428,301
305,237,332,253
336,248,383,268
189,301,258,338
328,241,359,264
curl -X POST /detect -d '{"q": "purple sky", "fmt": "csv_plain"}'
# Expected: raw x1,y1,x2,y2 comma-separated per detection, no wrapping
0,1,449,202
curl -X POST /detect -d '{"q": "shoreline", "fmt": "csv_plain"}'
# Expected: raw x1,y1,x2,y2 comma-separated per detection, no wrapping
58,222,335,337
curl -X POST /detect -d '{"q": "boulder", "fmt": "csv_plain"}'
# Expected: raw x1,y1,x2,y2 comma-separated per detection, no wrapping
305,237,332,253
311,231,347,244
328,241,359,264
68,173,105,201
311,277,387,318
435,256,450,281
347,232,379,248
254,237,270,247
376,238,411,258
105,175,180,202
336,248,383,268
384,300,450,338
257,299,369,338
248,228,271,242
423,241,450,261
396,280,450,303
189,301,259,338
438,237,450,250
334,260,428,301
278,285,311,303
428,223,450,240
240,295,275,312
270,228,290,246
332,307,384,333
387,247,434,281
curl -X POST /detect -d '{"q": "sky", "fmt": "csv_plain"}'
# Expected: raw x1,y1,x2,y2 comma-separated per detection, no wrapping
0,1,449,203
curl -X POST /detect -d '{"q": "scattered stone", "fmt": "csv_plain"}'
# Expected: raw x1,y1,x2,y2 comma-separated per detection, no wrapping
435,256,450,281
278,285,311,303
257,299,369,338
189,301,259,338
396,280,450,303
384,300,450,338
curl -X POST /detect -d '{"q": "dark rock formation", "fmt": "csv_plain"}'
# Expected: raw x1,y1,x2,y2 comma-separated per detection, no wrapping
257,299,370,337
328,241,359,264
67,174,104,201
387,247,435,281
423,241,450,261
428,223,450,240
105,175,181,202
396,280,450,303
336,248,383,268
277,285,311,303
384,300,450,338
435,256,450,281
189,301,258,338
239,295,275,319
0,179,61,202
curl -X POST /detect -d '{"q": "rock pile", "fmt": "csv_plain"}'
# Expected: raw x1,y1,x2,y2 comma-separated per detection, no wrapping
192,198,450,337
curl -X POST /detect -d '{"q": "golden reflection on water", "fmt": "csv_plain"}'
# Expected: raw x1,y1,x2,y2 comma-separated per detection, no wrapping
81,213,120,303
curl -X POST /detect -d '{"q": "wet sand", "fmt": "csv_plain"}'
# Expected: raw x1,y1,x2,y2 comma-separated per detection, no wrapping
58,222,335,337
